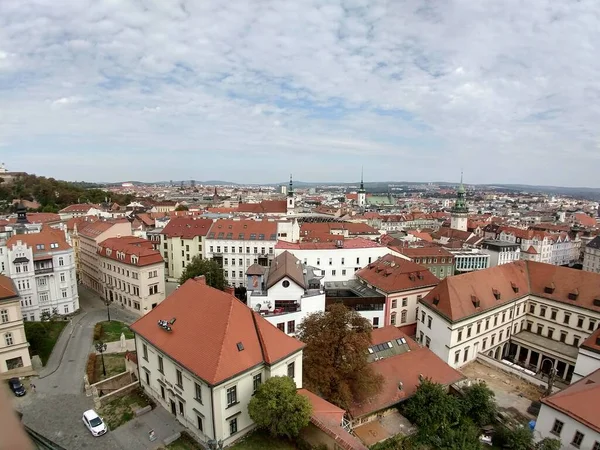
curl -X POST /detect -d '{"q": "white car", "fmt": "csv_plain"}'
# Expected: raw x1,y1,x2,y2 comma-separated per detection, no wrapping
82,409,107,436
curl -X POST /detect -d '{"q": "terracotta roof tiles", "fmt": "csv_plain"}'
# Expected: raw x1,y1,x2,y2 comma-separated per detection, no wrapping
160,217,213,239
276,238,383,250
6,228,71,259
0,275,18,300
207,219,278,241
98,236,164,267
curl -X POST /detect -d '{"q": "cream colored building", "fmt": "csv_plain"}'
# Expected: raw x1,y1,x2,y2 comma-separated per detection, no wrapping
79,221,132,294
98,236,166,316
583,236,600,274
130,277,304,447
0,275,32,378
160,217,213,281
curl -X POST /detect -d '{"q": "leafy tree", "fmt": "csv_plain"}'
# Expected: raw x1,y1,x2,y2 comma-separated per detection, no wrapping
175,204,189,211
297,303,383,409
248,376,312,439
403,379,462,433
179,256,226,290
492,426,533,450
410,417,482,450
535,437,561,450
461,382,497,426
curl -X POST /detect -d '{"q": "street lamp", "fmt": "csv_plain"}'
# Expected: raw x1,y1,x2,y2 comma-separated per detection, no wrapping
95,341,107,377
105,298,112,322
540,358,557,397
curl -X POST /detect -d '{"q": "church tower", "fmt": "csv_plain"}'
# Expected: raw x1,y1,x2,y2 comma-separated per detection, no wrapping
358,168,366,209
450,173,468,232
286,174,295,215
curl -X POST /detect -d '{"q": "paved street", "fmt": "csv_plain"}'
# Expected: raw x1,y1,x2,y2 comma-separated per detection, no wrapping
13,286,182,450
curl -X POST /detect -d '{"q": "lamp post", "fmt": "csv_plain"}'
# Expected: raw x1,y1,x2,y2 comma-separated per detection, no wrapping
105,298,111,322
540,358,557,397
95,341,107,377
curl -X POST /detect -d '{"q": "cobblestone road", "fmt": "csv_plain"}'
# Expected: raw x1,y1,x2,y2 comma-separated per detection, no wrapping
12,286,179,450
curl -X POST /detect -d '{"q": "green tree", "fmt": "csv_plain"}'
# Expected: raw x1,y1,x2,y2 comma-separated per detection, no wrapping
461,382,497,426
179,256,226,290
403,379,462,433
535,437,561,450
297,303,383,409
493,426,533,450
248,376,312,439
175,204,189,211
410,418,482,450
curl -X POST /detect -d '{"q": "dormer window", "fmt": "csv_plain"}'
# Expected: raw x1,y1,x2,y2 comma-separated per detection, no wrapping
432,296,440,306
511,282,519,293
492,289,501,300
544,283,555,294
568,289,579,301
471,295,480,308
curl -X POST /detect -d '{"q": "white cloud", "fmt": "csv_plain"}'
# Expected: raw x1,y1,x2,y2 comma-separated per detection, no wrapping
0,0,599,185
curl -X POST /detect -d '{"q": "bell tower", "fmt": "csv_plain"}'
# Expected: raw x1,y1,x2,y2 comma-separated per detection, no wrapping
287,174,295,215
450,172,468,232
358,168,366,209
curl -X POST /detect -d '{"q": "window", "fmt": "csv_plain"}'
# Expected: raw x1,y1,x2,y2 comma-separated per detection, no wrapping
143,344,148,361
60,273,66,282
463,347,469,362
551,310,557,320
391,299,397,309
563,313,571,325
458,330,463,342
342,269,346,276
547,328,554,339
402,298,408,307
58,257,64,266
390,312,396,325
573,335,581,347
373,317,379,328
560,331,567,343
454,351,460,364
427,316,432,329
539,307,546,318
476,322,481,334
592,441,600,450
529,303,535,313
287,320,295,334
590,320,597,332
0,310,8,323
229,418,238,435
4,332,14,346
571,431,585,448
401,310,407,324
287,361,295,379
537,324,543,335
160,385,165,399
467,327,472,338
145,371,150,385
158,356,164,373
482,338,487,350
277,323,285,332
197,416,203,432
176,369,183,388
253,373,262,393
494,315,498,326
421,311,426,323
195,383,202,403
425,337,431,348
577,316,584,328
226,386,237,406
502,311,507,322
485,318,490,330
179,401,184,416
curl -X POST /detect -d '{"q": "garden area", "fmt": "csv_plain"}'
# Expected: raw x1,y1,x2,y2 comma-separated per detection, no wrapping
24,320,68,365
93,320,134,343
98,387,152,430
164,432,205,450
228,430,297,450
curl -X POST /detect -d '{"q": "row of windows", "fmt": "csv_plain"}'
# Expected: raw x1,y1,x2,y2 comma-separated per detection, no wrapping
102,262,139,279
210,246,274,255
551,419,598,449
276,320,296,334
529,303,597,331
526,321,583,347
456,305,523,342
413,257,452,264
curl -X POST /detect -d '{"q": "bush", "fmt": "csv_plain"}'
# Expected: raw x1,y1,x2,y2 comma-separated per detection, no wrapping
492,425,533,450
86,353,97,384
93,323,102,341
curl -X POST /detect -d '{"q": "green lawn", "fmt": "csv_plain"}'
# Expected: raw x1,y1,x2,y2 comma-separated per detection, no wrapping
165,432,204,450
24,321,68,365
228,431,297,450
96,321,134,343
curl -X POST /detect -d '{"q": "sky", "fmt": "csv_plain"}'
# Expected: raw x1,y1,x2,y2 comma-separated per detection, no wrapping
1,0,600,187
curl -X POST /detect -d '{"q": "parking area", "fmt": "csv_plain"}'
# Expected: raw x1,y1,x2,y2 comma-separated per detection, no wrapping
460,360,541,421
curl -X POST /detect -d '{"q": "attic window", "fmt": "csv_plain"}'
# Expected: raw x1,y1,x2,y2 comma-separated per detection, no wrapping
594,299,600,307
511,282,519,293
226,233,233,239
492,289,501,300
596,336,600,346
258,234,265,240
432,296,440,306
568,289,579,301
384,269,392,276
544,283,555,294
238,233,244,239
408,273,416,281
236,342,244,352
218,232,224,239
250,233,256,240
368,263,376,269
417,272,424,280
471,295,480,308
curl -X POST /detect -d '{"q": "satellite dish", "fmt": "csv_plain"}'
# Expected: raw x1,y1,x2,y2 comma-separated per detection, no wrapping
254,304,261,312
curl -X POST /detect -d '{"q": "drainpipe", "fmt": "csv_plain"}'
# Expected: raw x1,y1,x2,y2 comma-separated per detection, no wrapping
210,387,217,441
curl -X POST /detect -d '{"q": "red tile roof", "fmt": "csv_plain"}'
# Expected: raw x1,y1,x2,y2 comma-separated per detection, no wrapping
66,215,99,232
130,278,304,385
0,275,18,300
98,236,164,267
581,328,600,354
207,219,277,241
573,213,597,228
6,228,71,259
355,254,439,294
300,222,379,237
276,238,383,250
5,213,61,224
422,261,600,322
160,217,213,239
349,327,464,418
79,221,125,239
237,200,287,214
541,368,600,433
59,203,100,213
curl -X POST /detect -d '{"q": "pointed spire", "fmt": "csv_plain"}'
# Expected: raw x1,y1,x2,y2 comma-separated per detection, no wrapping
359,167,365,193
288,174,294,197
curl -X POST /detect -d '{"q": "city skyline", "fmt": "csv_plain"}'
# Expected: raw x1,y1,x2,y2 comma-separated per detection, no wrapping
2,1,600,186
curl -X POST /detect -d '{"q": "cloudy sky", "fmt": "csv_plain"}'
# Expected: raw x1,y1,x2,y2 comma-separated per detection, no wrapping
1,0,599,186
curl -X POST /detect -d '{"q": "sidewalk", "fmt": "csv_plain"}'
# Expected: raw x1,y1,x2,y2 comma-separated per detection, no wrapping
102,339,136,354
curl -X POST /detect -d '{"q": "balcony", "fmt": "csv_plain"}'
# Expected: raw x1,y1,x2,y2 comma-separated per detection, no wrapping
35,266,54,275
260,303,301,317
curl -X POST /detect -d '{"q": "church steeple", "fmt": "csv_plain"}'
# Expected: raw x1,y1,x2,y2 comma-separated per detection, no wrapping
450,171,468,231
359,167,365,193
286,174,295,215
357,168,366,209
287,174,294,197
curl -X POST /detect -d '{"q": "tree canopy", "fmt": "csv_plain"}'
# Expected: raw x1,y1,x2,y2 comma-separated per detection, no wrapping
248,376,312,439
179,255,226,290
175,204,189,211
297,303,383,409
534,438,561,450
460,382,497,427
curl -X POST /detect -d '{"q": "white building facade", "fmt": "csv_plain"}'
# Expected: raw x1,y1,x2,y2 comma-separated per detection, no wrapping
0,275,32,376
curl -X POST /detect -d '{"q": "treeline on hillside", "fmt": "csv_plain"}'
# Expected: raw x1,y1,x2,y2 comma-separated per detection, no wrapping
0,174,133,213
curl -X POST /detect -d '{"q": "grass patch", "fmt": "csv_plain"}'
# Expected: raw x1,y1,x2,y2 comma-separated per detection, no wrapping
165,431,204,450
228,430,297,450
24,321,68,365
98,387,151,430
95,353,126,381
95,321,134,343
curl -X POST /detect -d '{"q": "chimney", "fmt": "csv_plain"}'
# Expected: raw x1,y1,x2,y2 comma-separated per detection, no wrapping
224,286,235,296
194,275,206,285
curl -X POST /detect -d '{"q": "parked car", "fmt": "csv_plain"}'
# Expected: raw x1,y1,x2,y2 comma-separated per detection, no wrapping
8,378,26,397
82,410,107,436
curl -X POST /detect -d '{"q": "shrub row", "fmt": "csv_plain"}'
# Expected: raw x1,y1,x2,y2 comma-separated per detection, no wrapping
93,323,102,341
86,353,97,384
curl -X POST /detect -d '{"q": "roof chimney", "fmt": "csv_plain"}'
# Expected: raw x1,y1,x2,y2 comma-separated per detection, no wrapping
194,275,206,285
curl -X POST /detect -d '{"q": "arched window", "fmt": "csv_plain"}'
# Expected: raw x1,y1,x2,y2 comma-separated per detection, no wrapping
390,312,397,325
401,310,407,324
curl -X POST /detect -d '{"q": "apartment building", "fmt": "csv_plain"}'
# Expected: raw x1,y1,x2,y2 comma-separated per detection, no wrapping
394,246,454,280
2,229,78,319
246,251,325,335
572,328,600,382
205,219,278,288
130,277,304,446
79,221,132,294
64,215,99,278
0,275,32,377
98,236,166,316
275,238,405,284
355,254,439,329
160,217,213,281
582,236,600,274
480,240,521,267
447,248,490,273
417,261,600,384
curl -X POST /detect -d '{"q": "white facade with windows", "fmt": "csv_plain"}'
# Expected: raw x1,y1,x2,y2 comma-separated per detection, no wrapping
583,237,600,274
535,405,600,450
448,248,490,273
0,276,32,376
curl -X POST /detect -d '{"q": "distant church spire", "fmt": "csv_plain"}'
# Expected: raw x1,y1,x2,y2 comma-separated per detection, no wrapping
359,167,365,193
288,174,294,197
